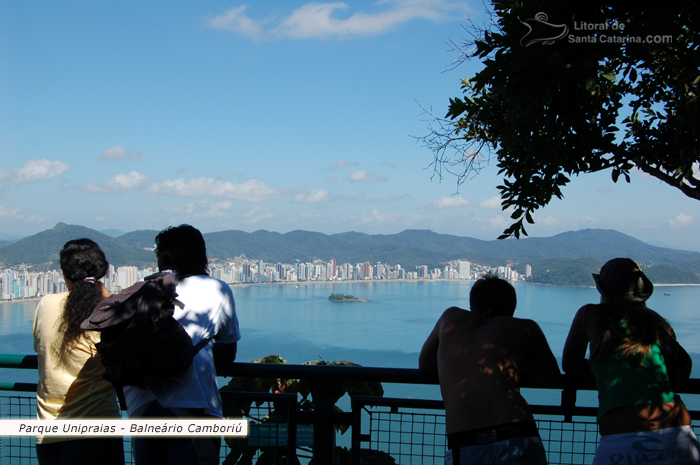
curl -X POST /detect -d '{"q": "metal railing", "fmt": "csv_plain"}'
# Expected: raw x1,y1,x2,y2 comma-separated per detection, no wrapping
2,354,700,464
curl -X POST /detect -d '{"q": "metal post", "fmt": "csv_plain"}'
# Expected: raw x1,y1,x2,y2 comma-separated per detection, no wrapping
561,386,577,423
310,378,341,464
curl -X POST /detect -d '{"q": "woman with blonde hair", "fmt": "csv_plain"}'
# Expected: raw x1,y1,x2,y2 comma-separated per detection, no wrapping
33,238,124,465
563,258,699,465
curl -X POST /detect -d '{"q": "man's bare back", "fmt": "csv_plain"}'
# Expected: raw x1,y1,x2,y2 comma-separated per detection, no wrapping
419,306,560,434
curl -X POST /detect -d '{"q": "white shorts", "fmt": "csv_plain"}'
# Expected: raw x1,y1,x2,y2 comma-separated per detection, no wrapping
593,426,700,465
446,436,547,465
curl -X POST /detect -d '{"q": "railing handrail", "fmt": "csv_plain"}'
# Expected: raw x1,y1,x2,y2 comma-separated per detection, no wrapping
0,353,592,391
8,353,700,395
5,353,700,464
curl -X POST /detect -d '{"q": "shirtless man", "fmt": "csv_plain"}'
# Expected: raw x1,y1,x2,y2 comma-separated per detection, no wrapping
419,275,561,465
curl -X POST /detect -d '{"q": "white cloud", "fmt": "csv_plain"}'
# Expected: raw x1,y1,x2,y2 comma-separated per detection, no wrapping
476,196,502,210
357,208,427,225
207,1,467,40
0,206,22,219
428,196,471,209
206,6,264,39
293,189,330,203
326,159,358,171
348,169,376,182
164,204,183,213
99,145,143,160
569,216,600,227
274,1,459,39
24,214,50,223
368,194,410,203
83,174,286,202
0,206,49,224
0,159,70,184
670,213,694,228
201,200,235,218
85,171,151,193
145,178,284,201
473,215,510,230
534,215,559,227
164,200,235,219
241,206,274,224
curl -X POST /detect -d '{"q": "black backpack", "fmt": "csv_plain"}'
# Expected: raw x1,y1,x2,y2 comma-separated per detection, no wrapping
81,272,211,388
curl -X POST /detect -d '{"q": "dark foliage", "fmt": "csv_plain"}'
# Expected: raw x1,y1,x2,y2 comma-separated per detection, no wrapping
424,0,700,238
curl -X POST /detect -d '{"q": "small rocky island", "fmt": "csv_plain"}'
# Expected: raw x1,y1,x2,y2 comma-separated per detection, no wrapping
328,293,370,302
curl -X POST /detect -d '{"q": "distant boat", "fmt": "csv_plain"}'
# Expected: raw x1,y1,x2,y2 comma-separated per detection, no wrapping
664,293,671,296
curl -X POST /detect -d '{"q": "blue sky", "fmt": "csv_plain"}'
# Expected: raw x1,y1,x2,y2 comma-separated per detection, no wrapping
1,1,699,251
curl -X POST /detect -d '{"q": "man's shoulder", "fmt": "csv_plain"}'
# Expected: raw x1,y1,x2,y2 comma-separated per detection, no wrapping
176,275,235,308
179,275,233,292
505,316,542,330
440,306,471,320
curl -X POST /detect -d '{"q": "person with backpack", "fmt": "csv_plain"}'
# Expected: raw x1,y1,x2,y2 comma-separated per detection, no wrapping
563,258,699,465
33,239,124,465
123,224,241,465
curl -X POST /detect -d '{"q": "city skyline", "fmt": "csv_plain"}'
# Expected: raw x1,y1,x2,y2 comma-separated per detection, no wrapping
2,1,699,251
1,255,513,301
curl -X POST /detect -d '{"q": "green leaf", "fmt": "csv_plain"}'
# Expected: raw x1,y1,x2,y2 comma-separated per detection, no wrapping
601,70,616,82
585,78,597,92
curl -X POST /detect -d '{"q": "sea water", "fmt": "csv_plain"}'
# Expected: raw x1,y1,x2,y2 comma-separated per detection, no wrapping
2,281,700,405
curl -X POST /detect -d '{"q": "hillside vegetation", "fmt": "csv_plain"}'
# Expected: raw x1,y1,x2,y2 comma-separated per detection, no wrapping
1,224,699,285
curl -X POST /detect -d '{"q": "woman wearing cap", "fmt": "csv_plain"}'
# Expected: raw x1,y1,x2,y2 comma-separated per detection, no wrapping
563,258,699,464
33,239,124,465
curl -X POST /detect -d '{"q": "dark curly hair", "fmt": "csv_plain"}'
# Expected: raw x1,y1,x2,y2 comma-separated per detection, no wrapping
57,239,108,358
155,224,209,277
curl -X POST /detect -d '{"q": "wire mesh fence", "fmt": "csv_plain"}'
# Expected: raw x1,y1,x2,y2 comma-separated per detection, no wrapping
0,393,297,465
2,380,700,464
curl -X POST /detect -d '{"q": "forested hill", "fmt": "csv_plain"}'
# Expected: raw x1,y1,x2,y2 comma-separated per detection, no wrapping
1,224,699,285
513,258,700,287
0,223,155,268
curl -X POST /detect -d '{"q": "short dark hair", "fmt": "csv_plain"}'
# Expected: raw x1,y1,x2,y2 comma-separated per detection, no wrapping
155,224,208,276
469,274,517,317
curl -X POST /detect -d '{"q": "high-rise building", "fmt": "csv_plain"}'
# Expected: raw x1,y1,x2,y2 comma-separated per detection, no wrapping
458,261,470,280
361,262,372,280
117,266,139,289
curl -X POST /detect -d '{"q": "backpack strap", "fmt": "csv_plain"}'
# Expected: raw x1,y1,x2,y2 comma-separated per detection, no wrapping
193,337,213,355
116,385,127,412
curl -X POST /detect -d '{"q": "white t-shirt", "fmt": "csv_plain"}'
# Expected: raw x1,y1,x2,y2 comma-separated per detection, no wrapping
124,274,241,417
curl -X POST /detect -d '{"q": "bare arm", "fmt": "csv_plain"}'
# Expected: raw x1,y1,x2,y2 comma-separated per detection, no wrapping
562,305,595,382
419,319,441,376
523,319,562,387
213,342,237,365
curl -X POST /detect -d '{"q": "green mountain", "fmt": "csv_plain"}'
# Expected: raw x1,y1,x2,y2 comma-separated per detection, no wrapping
0,223,155,268
116,230,160,249
513,258,700,287
100,228,126,238
203,229,449,268
1,224,699,285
